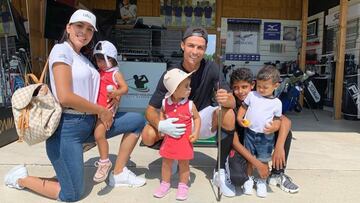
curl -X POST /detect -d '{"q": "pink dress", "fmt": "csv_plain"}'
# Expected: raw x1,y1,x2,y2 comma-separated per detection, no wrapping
97,67,119,107
159,98,194,160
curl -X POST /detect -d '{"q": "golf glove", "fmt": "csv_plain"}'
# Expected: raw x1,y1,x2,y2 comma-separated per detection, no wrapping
158,118,186,138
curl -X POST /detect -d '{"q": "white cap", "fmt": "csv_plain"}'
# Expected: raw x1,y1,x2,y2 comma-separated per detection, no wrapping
163,68,193,99
93,40,118,67
69,9,98,31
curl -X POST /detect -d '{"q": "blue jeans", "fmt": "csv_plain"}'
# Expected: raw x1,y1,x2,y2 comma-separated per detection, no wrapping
46,112,145,202
243,128,274,162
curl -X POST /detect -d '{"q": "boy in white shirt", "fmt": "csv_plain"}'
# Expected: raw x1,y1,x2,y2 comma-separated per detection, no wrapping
237,65,282,198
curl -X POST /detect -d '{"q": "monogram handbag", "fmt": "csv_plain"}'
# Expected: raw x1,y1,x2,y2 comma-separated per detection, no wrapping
11,60,62,145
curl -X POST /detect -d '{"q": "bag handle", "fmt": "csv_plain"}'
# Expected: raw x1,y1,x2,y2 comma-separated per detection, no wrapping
25,59,49,85
39,59,49,84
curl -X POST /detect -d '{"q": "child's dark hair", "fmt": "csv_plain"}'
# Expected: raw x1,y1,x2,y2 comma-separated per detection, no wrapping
230,68,254,86
256,65,280,83
94,54,118,67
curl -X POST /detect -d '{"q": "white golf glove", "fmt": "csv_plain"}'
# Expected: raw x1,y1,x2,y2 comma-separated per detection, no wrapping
158,118,186,138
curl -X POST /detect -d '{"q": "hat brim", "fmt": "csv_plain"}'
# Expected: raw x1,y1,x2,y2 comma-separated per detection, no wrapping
164,70,194,99
164,92,172,99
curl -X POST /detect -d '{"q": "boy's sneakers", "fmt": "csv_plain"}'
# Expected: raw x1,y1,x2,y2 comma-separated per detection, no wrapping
4,165,28,190
268,172,299,193
153,181,170,198
212,169,236,197
256,178,267,198
243,176,254,195
176,182,189,201
108,167,146,187
93,160,112,182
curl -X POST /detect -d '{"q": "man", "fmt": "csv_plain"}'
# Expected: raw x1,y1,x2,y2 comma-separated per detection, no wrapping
194,2,203,26
141,27,237,197
163,0,173,26
203,1,213,28
173,1,183,27
119,0,137,24
184,1,193,27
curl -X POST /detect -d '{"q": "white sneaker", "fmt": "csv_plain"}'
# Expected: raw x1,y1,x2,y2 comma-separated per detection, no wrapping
243,176,254,195
108,167,146,187
4,165,28,190
212,169,236,197
256,179,267,198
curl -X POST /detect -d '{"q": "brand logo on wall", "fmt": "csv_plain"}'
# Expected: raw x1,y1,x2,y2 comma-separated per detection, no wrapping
264,22,281,40
126,74,150,93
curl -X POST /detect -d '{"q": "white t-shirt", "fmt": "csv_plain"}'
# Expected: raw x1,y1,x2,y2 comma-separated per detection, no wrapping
243,91,282,133
49,41,100,104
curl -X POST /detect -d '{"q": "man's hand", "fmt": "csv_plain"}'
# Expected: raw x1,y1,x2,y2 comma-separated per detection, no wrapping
158,118,186,138
215,89,230,106
272,146,286,170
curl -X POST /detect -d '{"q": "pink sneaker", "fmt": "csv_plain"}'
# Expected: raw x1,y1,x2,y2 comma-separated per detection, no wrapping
93,160,112,183
153,181,170,198
176,182,189,201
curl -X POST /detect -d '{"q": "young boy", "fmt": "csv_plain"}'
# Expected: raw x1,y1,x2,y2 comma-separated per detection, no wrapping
92,41,128,182
237,65,281,198
231,67,299,196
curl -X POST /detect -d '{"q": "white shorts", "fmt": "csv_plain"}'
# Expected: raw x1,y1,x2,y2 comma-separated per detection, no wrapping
199,106,218,139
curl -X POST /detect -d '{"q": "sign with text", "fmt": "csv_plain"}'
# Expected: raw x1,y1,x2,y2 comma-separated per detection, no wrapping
263,22,281,40
119,61,166,112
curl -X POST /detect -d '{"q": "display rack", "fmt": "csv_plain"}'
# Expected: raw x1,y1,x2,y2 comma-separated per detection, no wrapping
112,28,183,63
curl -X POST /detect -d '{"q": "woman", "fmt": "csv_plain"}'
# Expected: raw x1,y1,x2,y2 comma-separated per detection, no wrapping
4,9,146,202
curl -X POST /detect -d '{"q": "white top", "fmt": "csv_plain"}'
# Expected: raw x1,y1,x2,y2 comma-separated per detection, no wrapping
49,41,100,104
120,4,137,19
244,91,282,133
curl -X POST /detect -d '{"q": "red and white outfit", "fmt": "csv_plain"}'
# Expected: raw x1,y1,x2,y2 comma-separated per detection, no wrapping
159,98,194,160
97,67,119,107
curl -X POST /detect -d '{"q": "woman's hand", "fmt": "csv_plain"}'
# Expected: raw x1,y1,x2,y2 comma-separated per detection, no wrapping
107,91,118,99
98,107,113,130
106,96,120,114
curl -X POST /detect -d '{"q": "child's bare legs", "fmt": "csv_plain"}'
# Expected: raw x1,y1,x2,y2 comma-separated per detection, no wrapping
247,162,253,177
94,120,109,160
161,158,173,183
153,158,172,198
176,160,190,200
178,160,190,184
93,120,112,182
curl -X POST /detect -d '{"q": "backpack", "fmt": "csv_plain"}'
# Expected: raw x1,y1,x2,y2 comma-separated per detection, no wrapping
11,60,62,145
225,149,249,186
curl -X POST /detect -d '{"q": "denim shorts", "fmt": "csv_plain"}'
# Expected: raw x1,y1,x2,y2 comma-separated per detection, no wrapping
243,128,274,162
46,112,145,202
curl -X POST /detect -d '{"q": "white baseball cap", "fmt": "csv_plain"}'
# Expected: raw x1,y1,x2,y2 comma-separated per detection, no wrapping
69,9,98,31
93,40,118,67
163,68,194,99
